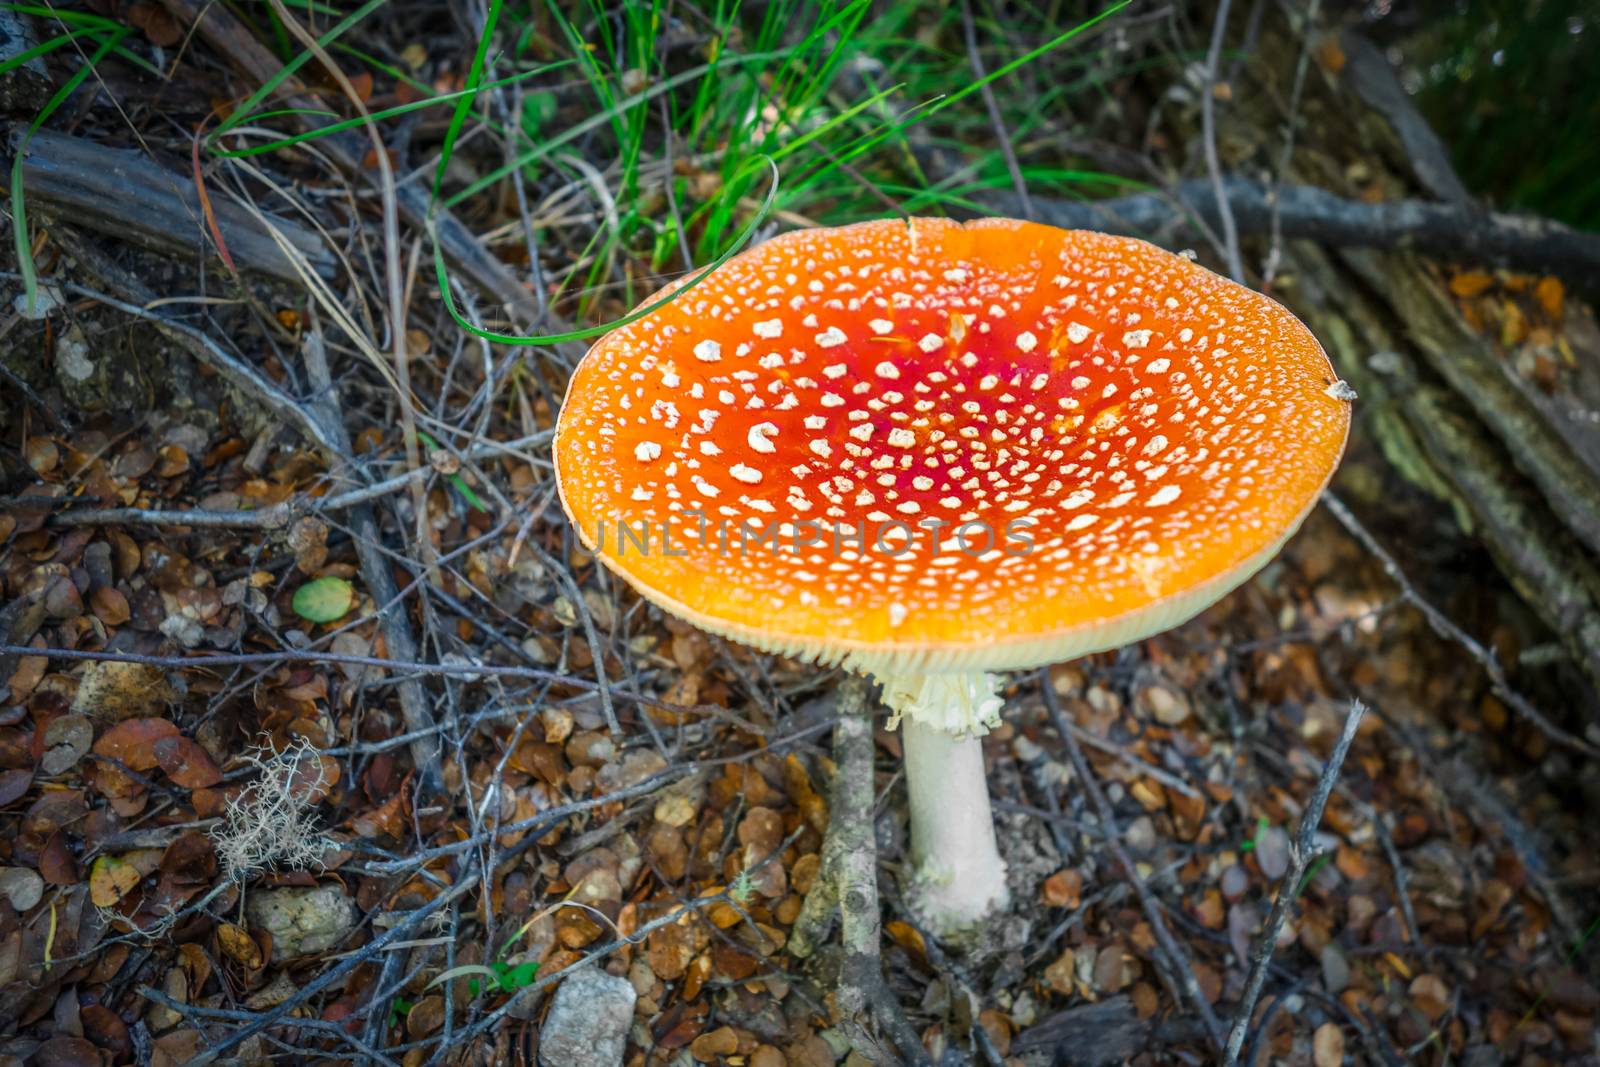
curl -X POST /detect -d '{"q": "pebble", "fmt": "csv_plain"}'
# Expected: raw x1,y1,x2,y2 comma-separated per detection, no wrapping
245,885,357,961
539,964,637,1067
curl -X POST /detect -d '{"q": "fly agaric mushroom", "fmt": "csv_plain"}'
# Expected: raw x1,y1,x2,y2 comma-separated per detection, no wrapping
554,218,1350,936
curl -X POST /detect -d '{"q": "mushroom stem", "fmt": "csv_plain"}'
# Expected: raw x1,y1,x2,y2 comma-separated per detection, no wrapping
901,715,1010,937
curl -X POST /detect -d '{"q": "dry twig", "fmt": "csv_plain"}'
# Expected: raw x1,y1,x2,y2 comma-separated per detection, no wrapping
1222,699,1366,1066
788,678,929,1065
1200,0,1246,283
302,325,443,792
995,178,1600,289
1041,674,1227,1051
1323,493,1599,759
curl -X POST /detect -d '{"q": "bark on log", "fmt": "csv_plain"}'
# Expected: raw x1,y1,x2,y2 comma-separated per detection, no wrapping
1290,242,1600,696
1258,31,1600,709
6,125,337,283
985,16,1600,724
1252,31,1600,713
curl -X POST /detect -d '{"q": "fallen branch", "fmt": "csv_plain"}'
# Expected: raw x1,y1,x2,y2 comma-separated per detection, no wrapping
984,177,1600,289
787,677,927,1064
35,430,554,530
1222,699,1366,1066
1291,243,1600,704
1322,493,1600,759
301,326,441,794
1012,995,1209,1066
0,357,66,431
5,125,337,283
1200,0,1245,283
1338,32,1472,207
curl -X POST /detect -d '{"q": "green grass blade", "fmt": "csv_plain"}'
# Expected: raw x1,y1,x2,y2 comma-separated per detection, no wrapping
0,25,93,74
0,4,121,29
432,0,503,201
213,64,560,159
212,0,393,139
924,0,1129,119
430,157,781,347
444,46,801,209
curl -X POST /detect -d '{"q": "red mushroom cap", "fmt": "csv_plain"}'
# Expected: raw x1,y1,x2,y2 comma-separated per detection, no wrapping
554,218,1350,676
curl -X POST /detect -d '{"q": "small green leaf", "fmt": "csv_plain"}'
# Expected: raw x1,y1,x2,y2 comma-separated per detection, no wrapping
292,576,355,623
729,868,755,905
426,963,503,995
502,960,539,990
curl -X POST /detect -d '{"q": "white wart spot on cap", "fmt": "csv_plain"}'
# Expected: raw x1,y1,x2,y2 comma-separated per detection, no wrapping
747,422,779,454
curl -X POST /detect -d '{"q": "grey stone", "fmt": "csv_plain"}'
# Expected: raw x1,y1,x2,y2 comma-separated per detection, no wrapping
245,884,356,961
539,964,637,1067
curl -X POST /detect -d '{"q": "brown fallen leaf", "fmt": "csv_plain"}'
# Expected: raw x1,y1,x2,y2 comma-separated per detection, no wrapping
689,1025,738,1061
407,995,447,1037
72,661,174,720
0,769,32,807
150,1028,202,1067
81,1003,132,1060
1534,275,1565,320
127,1,181,45
153,735,222,788
1449,269,1495,299
218,922,264,969
90,586,130,626
885,919,927,963
1044,948,1076,996
1041,868,1082,909
24,436,59,475
0,867,44,912
95,718,180,768
39,714,93,776
155,444,190,478
89,855,141,907
33,1036,100,1067
38,832,78,884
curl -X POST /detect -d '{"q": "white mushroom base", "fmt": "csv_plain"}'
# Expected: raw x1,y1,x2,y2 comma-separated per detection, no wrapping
900,715,1011,939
